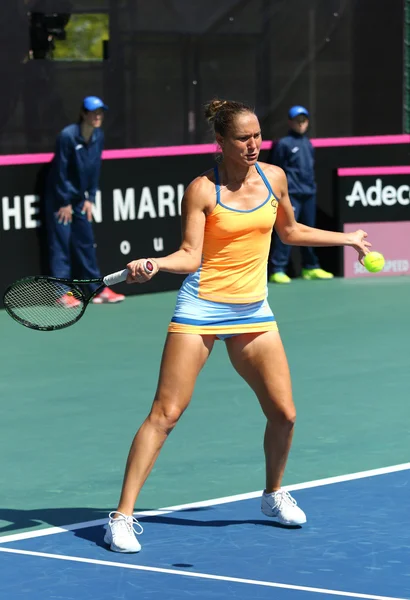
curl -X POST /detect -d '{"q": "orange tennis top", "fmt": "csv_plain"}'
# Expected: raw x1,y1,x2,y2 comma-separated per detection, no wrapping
185,162,279,304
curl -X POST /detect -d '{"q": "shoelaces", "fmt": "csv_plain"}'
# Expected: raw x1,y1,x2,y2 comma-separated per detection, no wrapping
272,490,297,508
109,511,144,536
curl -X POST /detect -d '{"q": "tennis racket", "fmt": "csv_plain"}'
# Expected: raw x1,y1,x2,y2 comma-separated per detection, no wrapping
2,260,153,332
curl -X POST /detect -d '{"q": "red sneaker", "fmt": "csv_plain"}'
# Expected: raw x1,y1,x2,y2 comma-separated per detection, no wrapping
57,293,81,308
92,287,125,304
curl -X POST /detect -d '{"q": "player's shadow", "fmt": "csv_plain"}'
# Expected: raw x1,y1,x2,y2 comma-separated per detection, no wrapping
0,506,302,553
0,506,115,537
72,506,303,550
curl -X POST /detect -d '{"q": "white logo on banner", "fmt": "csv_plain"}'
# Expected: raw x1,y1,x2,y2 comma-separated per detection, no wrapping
153,238,164,252
113,185,185,221
1,195,40,230
120,240,131,255
346,179,410,207
354,259,409,274
92,191,103,222
0,185,185,230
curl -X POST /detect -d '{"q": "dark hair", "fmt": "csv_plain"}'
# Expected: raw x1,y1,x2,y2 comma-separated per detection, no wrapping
78,106,89,124
204,98,254,136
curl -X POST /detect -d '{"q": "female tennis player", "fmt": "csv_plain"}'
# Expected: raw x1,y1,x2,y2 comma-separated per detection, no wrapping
104,99,371,552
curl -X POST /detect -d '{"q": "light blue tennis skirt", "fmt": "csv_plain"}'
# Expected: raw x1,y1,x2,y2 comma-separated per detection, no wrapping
168,286,277,340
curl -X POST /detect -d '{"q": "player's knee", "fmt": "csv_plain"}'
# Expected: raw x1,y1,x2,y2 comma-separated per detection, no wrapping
150,400,185,434
285,408,297,427
267,405,296,428
279,407,296,428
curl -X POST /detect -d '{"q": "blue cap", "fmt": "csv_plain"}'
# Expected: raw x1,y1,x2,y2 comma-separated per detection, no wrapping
288,105,309,120
83,96,108,111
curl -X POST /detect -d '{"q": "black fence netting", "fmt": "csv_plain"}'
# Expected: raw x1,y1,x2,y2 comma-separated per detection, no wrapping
0,0,403,154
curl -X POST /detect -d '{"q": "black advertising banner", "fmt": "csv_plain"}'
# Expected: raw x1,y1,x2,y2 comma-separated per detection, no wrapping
0,154,216,300
1,140,409,297
338,166,410,278
0,163,48,294
94,154,215,294
338,167,410,223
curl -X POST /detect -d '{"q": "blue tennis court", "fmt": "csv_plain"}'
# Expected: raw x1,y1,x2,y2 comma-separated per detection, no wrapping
1,280,410,599
1,465,409,600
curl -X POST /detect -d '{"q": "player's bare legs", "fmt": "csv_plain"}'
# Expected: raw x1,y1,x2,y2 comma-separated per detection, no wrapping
105,332,214,552
226,330,306,525
117,332,214,515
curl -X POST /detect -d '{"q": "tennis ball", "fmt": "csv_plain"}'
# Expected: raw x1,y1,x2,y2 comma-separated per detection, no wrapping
66,291,73,296
363,251,385,273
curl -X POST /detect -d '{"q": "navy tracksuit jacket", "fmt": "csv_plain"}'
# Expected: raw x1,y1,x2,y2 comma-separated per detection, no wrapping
269,130,320,272
45,124,104,287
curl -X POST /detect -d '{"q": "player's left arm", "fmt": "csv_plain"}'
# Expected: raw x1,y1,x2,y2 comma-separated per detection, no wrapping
261,163,371,262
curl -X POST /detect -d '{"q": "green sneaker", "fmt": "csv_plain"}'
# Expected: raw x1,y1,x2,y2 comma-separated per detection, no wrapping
269,272,291,284
302,268,334,280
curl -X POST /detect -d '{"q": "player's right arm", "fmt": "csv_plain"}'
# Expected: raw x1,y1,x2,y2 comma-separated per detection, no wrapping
127,174,212,281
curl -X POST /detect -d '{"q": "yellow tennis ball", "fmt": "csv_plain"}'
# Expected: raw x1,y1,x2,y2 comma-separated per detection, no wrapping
363,251,385,273
66,291,73,296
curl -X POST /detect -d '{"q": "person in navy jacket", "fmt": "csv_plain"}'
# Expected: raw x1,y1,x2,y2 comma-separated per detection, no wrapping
45,95,125,305
268,105,334,284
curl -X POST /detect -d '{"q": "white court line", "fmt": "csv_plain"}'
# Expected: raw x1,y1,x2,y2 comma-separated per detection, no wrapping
1,461,410,545
0,547,405,600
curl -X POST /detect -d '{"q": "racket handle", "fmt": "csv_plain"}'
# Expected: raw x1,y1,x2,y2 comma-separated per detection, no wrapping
103,269,129,286
103,261,154,286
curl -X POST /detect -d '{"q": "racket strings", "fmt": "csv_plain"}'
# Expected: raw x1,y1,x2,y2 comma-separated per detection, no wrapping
4,279,85,329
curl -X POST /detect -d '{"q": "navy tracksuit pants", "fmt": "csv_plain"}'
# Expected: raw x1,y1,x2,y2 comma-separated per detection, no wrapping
45,197,101,292
270,193,320,273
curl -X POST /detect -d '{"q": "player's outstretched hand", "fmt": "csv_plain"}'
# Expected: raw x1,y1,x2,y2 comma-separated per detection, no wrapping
346,229,372,265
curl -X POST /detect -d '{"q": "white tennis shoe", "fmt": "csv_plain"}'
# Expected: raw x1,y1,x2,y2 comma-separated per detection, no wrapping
104,511,143,552
261,490,307,525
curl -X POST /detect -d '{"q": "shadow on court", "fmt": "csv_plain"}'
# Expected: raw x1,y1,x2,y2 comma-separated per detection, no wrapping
72,507,301,550
0,505,300,551
0,507,127,535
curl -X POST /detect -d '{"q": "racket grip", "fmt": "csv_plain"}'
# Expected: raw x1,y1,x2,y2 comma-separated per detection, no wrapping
103,262,153,286
103,269,129,286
